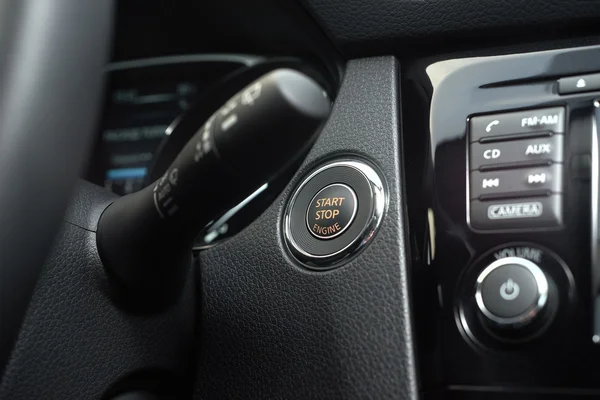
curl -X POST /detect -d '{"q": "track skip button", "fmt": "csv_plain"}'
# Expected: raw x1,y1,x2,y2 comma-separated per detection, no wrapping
470,164,563,199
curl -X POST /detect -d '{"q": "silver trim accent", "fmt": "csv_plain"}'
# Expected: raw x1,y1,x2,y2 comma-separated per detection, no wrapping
305,183,358,240
475,257,548,326
592,100,600,342
284,160,387,268
194,183,269,250
105,54,263,72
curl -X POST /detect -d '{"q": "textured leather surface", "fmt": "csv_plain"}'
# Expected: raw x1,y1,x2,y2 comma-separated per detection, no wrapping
0,190,196,399
300,0,600,55
195,57,417,399
65,180,118,232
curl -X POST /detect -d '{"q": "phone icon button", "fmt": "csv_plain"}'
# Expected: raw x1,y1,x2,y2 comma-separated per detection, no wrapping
485,120,500,133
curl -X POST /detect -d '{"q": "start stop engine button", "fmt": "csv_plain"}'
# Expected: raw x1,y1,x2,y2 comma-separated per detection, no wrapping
306,184,358,239
284,159,386,269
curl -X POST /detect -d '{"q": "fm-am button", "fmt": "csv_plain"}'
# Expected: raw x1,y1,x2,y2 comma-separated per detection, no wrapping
469,195,562,231
470,107,565,142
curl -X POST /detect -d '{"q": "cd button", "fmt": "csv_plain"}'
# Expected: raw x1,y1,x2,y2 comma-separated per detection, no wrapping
470,135,563,170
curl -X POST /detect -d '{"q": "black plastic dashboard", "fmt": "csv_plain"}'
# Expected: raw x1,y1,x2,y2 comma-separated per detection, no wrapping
302,0,600,56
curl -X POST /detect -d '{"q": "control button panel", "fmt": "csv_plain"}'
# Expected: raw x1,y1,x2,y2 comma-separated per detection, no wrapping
470,135,563,170
558,72,600,95
476,257,548,326
470,195,562,230
468,107,565,231
306,184,357,239
470,107,565,142
470,164,562,199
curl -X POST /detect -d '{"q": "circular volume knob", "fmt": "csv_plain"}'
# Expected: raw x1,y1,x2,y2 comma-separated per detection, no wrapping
475,257,549,327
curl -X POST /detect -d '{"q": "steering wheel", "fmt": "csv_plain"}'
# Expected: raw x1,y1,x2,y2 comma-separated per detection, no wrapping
0,0,112,376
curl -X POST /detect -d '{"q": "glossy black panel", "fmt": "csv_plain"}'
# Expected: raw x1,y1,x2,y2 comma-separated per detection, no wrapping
404,45,600,395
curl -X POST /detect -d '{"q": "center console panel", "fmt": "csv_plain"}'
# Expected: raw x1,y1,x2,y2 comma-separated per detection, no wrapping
404,45,600,398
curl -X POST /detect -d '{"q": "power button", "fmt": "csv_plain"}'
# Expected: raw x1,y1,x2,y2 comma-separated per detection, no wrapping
284,160,386,269
499,279,520,301
306,184,358,239
475,257,549,326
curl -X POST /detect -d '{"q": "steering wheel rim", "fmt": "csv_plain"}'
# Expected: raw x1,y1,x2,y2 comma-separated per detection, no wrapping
0,0,113,375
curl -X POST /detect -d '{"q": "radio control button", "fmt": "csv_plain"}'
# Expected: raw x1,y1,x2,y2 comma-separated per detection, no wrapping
470,135,563,170
470,107,565,142
470,165,562,199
